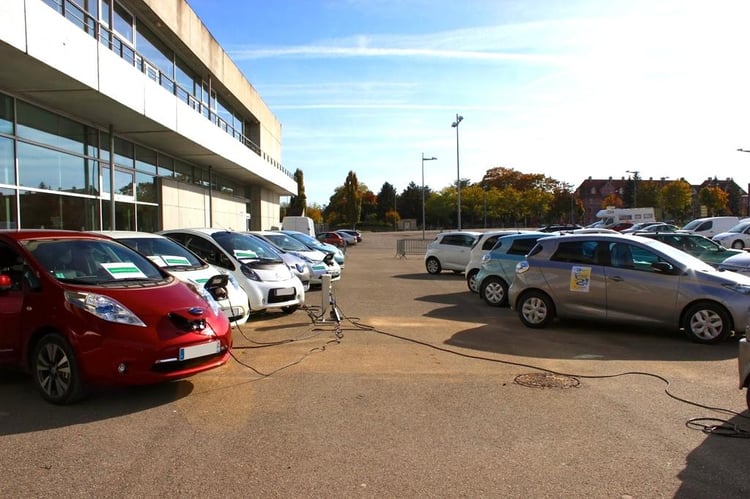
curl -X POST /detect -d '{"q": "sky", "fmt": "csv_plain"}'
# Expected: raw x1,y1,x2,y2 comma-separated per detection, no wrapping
187,0,750,207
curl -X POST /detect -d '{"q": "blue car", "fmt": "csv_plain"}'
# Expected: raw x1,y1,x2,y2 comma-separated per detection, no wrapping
475,232,550,306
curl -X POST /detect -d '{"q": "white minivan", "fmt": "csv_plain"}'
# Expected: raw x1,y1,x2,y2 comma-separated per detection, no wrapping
679,216,740,238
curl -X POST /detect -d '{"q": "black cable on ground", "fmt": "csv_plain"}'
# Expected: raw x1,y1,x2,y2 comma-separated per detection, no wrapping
333,305,750,438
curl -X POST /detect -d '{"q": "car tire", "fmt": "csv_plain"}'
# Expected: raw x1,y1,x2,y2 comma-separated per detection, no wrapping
32,333,85,405
466,269,479,292
281,305,299,314
425,257,442,274
732,240,745,249
517,290,554,328
682,301,731,344
480,276,509,307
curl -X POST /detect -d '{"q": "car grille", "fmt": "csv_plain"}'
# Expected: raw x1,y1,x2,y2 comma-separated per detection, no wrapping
150,351,225,373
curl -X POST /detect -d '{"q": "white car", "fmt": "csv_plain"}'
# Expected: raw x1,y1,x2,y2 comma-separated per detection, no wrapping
424,231,481,274
159,228,305,314
464,230,529,292
256,231,341,285
712,220,750,249
99,231,250,326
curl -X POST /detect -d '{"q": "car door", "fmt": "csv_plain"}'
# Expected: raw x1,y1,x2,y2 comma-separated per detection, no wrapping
603,241,680,325
0,242,24,362
543,240,607,320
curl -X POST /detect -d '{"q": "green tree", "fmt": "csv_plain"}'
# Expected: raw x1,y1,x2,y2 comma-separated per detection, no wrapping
377,182,397,221
287,169,307,216
343,171,361,227
698,186,729,216
659,179,692,222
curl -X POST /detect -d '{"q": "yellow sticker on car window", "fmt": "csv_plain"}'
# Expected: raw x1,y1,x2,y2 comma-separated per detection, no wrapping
570,266,591,292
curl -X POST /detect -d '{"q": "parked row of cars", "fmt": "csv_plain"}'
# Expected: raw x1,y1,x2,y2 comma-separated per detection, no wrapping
0,228,348,404
424,227,750,408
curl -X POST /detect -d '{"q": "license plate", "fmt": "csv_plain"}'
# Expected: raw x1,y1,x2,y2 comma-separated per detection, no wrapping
275,287,295,297
179,340,220,361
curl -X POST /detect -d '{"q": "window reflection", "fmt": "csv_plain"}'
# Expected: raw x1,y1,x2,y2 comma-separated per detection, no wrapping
19,190,99,230
0,187,17,229
17,142,96,194
0,137,14,185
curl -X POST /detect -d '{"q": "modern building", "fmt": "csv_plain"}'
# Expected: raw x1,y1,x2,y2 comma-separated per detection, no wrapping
0,0,296,232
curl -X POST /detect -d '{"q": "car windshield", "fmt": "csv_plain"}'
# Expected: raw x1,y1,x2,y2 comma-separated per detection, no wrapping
264,233,309,251
727,222,750,233
24,238,164,284
117,237,204,269
212,232,283,263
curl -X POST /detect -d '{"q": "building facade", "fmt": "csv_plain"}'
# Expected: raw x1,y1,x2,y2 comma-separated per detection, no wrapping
0,0,296,232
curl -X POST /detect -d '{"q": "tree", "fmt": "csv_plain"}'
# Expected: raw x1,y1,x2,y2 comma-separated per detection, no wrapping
287,169,307,216
659,179,692,222
698,185,729,216
342,171,361,227
601,193,623,209
376,182,397,221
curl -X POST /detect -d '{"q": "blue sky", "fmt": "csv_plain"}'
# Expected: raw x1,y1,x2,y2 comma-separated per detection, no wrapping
188,0,750,206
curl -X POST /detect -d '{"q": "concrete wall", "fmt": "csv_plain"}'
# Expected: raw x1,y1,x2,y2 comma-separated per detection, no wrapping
160,178,247,230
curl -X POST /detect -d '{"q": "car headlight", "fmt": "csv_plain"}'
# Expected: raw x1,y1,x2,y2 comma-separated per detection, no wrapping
723,283,750,295
65,291,147,327
240,264,261,281
295,263,305,273
187,281,221,316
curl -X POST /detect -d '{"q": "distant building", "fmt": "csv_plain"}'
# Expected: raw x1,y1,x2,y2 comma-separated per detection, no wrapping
0,0,295,231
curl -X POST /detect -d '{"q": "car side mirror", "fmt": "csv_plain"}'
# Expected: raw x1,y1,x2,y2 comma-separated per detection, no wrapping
652,261,676,274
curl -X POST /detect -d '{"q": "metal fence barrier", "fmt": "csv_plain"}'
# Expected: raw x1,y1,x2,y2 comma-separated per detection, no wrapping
396,239,430,258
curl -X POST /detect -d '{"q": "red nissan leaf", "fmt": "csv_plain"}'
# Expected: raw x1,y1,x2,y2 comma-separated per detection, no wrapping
0,230,232,404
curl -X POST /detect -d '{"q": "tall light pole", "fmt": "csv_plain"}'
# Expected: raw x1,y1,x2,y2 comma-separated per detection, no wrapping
626,170,639,208
451,114,464,230
421,153,437,240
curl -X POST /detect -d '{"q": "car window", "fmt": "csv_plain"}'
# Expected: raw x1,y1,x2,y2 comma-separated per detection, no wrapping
481,235,501,251
119,237,204,268
181,236,225,267
551,241,600,264
508,237,541,255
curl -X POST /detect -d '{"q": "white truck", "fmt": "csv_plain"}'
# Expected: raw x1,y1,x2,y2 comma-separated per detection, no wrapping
282,216,316,237
594,207,656,228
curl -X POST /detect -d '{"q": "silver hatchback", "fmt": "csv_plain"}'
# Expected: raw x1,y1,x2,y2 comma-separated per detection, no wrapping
508,233,750,344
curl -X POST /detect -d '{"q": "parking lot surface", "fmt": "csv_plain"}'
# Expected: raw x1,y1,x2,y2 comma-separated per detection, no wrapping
1,230,749,498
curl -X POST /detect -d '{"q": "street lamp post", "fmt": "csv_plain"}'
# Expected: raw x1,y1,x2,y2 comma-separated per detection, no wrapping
626,170,640,207
451,114,464,230
421,153,437,240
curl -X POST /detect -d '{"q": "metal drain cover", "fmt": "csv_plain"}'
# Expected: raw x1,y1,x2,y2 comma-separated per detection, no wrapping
514,372,579,389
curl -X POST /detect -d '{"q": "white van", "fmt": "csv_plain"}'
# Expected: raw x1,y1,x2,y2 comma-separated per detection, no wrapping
679,216,740,238
282,216,316,237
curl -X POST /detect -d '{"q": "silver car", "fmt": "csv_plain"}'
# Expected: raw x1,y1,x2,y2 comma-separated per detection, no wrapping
508,233,750,344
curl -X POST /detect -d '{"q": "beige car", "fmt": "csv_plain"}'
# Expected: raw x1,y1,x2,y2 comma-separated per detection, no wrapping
508,233,750,344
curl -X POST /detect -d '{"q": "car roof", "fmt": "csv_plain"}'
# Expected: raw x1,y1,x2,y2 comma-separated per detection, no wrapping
96,230,166,239
0,229,112,242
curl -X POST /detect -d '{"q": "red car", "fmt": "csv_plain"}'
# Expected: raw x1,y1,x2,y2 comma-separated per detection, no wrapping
0,230,232,404
316,231,346,248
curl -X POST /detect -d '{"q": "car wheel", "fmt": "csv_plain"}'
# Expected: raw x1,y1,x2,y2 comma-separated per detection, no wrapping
682,301,731,344
425,257,442,274
281,305,299,314
518,290,554,328
32,333,85,404
480,276,509,307
731,240,745,249
466,269,479,292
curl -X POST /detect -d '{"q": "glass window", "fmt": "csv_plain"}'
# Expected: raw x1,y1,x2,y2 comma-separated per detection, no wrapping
135,23,174,84
0,93,12,134
17,142,89,193
19,190,99,230
114,201,134,230
551,241,600,264
101,166,111,197
0,137,14,186
135,171,156,202
136,204,158,232
174,160,192,183
134,145,156,174
113,137,133,168
157,154,174,177
17,101,90,156
114,168,133,198
0,187,17,230
113,1,134,45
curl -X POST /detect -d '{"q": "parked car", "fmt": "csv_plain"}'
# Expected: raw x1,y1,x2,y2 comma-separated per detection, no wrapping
739,337,750,410
0,230,232,404
317,231,346,248
475,232,550,306
424,231,481,274
712,220,750,249
608,222,634,232
679,216,740,238
159,229,305,314
631,232,742,267
282,230,346,268
100,231,250,326
252,231,341,285
716,251,750,275
464,230,528,292
508,233,750,344
243,232,312,291
537,224,582,233
335,230,358,246
621,222,680,234
337,229,362,243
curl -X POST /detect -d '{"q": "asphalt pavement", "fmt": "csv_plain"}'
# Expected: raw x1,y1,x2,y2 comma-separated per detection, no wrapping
1,230,749,498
